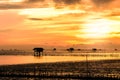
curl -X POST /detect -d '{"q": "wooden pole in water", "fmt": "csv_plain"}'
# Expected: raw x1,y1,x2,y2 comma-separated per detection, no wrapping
86,54,89,77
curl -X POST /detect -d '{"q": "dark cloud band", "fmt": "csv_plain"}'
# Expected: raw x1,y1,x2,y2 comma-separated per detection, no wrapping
25,0,45,3
0,0,118,10
0,4,23,9
53,0,81,5
92,0,114,6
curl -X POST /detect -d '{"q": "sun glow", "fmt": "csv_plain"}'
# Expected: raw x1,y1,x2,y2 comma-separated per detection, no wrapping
77,19,113,39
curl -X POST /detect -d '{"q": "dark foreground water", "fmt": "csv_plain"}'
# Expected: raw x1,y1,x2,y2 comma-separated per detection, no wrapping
0,59,120,80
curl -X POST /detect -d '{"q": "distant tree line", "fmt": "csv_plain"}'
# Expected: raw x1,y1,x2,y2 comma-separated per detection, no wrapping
0,49,26,55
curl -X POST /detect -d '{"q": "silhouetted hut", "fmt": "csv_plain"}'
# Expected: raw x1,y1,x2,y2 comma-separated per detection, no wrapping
33,48,44,56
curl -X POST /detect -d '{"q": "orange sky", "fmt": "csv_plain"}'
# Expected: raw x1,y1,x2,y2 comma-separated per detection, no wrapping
0,0,120,49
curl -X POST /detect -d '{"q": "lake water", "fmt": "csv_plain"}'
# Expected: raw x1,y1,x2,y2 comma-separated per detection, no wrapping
0,53,119,65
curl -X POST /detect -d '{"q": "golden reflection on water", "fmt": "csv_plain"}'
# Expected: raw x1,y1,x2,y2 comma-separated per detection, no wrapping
0,53,119,65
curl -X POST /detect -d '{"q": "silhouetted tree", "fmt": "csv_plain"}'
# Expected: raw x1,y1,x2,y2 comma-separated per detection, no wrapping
78,49,81,51
114,48,117,51
92,48,97,52
69,48,74,52
67,49,69,51
53,48,56,51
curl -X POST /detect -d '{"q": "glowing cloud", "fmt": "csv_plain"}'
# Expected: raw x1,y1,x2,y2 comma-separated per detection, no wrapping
0,0,120,48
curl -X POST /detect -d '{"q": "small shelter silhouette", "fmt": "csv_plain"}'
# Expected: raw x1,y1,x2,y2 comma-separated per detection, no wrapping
33,48,44,56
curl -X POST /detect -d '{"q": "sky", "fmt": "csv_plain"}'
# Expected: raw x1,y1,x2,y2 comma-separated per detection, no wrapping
0,0,120,50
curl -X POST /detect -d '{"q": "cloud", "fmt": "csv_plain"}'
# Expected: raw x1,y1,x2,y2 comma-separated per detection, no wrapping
45,26,80,32
0,0,118,11
28,18,44,20
53,21,84,25
108,12,120,17
0,4,23,9
110,32,120,34
0,0,46,9
53,0,81,9
25,0,45,3
28,17,85,25
53,0,81,5
0,0,82,9
104,10,120,20
92,0,114,6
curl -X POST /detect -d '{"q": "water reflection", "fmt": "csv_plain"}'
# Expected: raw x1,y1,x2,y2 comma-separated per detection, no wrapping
0,53,119,65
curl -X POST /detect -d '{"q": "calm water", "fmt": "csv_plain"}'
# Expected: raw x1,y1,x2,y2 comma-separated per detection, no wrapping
0,53,119,65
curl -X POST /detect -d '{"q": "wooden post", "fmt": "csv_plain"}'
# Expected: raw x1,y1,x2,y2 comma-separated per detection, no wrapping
86,54,89,77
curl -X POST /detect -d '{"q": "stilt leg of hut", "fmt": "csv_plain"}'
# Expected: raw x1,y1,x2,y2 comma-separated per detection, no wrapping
34,52,36,56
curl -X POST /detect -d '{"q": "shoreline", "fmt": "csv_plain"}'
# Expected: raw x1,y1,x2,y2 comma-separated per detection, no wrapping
0,52,119,56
